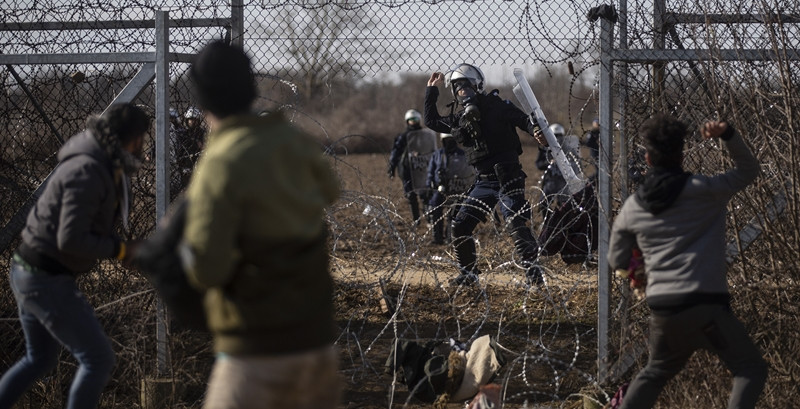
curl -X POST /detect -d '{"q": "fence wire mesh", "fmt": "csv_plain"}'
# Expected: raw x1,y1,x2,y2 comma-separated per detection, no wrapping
1,0,799,408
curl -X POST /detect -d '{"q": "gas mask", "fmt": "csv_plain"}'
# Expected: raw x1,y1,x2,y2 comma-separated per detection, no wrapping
452,79,477,105
452,79,480,125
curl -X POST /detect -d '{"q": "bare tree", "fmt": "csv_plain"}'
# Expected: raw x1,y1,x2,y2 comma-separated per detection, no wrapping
265,1,386,103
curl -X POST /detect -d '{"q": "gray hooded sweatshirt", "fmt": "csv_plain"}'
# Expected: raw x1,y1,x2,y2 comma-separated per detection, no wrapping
607,130,759,310
19,131,123,275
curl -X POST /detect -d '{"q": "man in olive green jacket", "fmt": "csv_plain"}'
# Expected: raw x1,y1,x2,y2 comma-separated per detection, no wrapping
180,40,341,409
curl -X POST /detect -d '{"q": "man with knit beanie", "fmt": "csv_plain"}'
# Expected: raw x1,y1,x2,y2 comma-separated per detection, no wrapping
179,40,342,409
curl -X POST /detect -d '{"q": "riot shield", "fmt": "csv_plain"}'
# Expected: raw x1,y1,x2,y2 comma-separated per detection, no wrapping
403,128,438,196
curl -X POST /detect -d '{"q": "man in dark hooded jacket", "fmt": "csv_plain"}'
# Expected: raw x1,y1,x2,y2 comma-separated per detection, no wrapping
0,103,149,409
608,114,767,409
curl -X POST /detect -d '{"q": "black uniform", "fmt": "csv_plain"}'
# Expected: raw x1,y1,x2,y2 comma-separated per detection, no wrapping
388,124,437,224
424,85,543,283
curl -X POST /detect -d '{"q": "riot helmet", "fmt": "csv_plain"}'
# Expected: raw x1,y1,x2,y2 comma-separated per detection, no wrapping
185,106,203,120
445,63,485,103
441,133,457,152
404,109,421,124
549,123,565,137
549,123,566,145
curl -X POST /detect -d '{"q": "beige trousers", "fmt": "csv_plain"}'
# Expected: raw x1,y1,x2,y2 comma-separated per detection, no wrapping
202,346,341,409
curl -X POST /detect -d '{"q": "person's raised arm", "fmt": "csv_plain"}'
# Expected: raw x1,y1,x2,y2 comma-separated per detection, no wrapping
700,121,760,190
424,72,452,133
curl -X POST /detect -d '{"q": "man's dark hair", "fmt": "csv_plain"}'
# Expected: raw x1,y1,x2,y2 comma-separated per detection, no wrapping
88,103,150,145
640,113,687,168
189,40,256,118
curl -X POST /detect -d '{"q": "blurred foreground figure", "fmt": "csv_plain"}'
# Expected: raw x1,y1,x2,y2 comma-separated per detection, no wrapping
180,40,342,409
0,103,149,409
608,114,767,409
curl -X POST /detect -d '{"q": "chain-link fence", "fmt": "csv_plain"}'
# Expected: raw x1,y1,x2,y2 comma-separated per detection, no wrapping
1,0,799,408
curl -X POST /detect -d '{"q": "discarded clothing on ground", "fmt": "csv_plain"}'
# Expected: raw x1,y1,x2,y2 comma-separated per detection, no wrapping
385,334,505,405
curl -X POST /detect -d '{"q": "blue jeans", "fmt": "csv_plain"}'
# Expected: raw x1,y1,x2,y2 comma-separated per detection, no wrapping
0,258,115,409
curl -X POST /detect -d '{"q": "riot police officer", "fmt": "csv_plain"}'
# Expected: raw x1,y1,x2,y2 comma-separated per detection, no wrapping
426,133,474,245
424,63,548,286
388,109,438,226
536,123,582,220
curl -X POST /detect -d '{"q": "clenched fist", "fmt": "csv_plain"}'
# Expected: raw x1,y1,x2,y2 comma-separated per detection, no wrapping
428,72,445,87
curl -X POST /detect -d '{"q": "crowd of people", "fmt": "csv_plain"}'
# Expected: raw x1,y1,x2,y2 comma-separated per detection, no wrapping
0,41,767,409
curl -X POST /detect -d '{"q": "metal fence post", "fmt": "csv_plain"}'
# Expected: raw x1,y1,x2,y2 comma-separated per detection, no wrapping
597,12,615,383
154,9,171,377
230,0,244,47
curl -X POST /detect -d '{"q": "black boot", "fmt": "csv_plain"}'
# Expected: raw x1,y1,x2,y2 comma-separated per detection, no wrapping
451,235,480,286
511,226,540,262
408,196,420,226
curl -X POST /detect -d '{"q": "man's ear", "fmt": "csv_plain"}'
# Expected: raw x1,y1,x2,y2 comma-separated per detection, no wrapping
645,151,653,167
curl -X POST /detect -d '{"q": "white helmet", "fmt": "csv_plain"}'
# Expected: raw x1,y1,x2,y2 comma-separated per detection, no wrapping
445,63,485,99
549,123,565,136
404,109,421,122
440,133,453,140
185,106,202,120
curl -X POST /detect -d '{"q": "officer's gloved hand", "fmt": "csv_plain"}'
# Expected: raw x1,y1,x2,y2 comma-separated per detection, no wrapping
530,118,547,146
531,121,542,136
